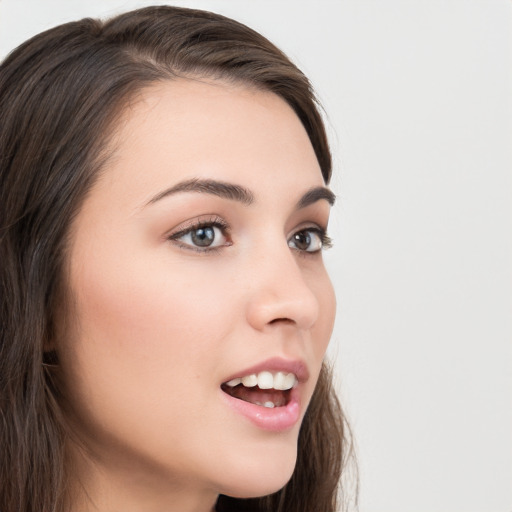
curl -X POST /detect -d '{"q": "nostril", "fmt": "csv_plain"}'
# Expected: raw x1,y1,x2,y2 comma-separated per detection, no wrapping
268,318,294,325
246,289,319,331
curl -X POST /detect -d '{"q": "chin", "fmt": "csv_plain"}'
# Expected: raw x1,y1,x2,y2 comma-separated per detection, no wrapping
216,439,298,499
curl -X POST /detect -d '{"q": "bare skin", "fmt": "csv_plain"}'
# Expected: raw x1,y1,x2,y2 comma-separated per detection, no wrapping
57,78,336,512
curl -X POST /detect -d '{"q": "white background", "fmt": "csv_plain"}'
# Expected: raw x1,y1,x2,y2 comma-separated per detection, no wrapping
1,1,510,511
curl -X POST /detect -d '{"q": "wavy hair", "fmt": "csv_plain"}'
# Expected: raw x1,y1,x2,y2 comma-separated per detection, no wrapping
0,6,356,512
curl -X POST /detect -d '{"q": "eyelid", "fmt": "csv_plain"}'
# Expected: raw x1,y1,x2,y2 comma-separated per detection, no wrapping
289,220,329,238
166,215,232,253
165,214,227,236
165,216,332,255
288,224,333,253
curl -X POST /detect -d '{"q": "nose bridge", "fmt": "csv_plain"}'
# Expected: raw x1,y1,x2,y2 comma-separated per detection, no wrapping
245,236,320,331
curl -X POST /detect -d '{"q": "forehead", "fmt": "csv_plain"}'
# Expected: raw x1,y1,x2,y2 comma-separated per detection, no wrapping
95,78,324,210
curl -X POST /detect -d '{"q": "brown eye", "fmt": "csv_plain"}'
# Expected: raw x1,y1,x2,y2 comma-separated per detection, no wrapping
288,228,325,253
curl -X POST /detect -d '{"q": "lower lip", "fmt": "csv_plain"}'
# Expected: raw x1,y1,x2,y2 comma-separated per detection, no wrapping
221,388,301,432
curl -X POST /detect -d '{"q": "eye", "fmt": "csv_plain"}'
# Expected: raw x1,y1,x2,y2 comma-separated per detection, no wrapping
288,228,332,253
168,219,231,252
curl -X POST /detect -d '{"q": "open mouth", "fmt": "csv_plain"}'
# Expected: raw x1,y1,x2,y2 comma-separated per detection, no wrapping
221,371,297,408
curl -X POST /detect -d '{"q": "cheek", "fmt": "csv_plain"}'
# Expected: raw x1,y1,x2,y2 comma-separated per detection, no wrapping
61,247,235,432
58,247,251,486
310,266,336,358
73,249,231,357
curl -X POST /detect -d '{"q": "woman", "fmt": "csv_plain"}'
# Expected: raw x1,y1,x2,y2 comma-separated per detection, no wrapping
0,6,354,512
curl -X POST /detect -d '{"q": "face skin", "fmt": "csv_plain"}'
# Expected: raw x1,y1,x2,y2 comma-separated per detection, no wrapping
58,78,336,512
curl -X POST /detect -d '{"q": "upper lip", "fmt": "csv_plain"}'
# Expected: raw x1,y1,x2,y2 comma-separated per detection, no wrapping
221,357,310,385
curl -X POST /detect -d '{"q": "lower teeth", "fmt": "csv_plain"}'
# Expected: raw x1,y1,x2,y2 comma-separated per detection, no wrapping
221,383,288,407
255,401,275,408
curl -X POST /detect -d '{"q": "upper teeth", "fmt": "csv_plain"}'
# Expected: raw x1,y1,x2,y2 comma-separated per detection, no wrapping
226,371,297,390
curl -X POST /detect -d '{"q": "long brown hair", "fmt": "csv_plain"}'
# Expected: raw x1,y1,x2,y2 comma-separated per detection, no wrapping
0,6,355,512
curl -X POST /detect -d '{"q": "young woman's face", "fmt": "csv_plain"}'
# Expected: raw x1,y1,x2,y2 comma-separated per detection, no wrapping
59,79,336,506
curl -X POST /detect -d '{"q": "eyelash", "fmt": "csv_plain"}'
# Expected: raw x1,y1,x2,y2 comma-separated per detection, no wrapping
290,228,333,255
167,216,333,255
167,216,231,254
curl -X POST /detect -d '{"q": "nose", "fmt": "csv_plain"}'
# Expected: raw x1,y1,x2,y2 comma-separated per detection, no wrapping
245,246,320,332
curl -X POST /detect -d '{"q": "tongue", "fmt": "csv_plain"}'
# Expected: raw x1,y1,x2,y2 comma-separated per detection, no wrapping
222,384,289,407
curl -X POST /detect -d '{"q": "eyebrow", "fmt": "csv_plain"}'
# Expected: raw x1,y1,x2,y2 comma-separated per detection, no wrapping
296,186,336,208
145,178,335,209
146,178,254,206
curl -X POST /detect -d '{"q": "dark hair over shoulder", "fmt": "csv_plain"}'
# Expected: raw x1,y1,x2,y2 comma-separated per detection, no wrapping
0,6,355,512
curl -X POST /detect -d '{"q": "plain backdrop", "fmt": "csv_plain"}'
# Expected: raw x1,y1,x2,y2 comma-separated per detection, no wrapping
1,1,510,511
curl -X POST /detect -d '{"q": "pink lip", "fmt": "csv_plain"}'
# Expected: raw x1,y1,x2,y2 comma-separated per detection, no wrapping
221,357,310,384
220,386,302,432
220,357,309,432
